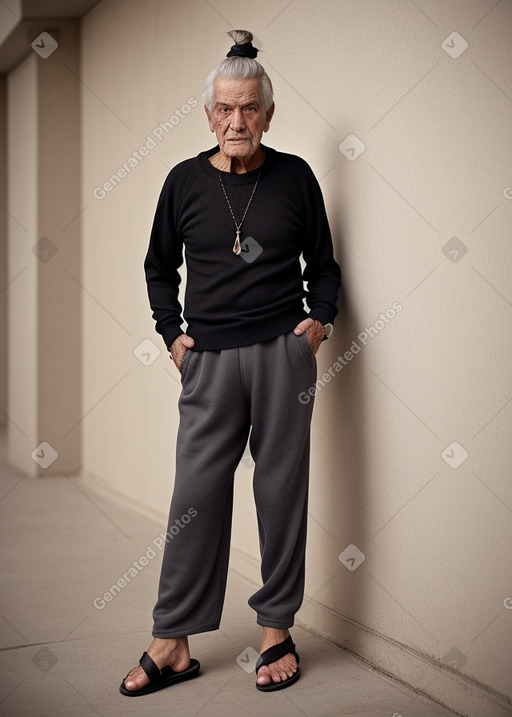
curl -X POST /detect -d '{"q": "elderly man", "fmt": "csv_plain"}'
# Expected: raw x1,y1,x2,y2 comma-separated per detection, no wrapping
120,30,341,696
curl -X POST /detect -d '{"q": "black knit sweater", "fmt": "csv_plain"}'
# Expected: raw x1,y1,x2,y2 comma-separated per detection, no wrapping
144,144,341,351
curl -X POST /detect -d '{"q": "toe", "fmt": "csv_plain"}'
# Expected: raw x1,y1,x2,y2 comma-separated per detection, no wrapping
268,655,296,683
123,666,148,692
256,666,272,685
271,667,286,683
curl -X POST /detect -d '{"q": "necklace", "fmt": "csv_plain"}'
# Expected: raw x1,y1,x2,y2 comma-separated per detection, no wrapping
218,172,260,255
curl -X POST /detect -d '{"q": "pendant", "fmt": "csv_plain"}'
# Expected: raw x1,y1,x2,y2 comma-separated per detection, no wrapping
233,229,241,255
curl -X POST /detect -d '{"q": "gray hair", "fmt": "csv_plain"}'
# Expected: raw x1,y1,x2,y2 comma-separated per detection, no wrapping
202,30,274,111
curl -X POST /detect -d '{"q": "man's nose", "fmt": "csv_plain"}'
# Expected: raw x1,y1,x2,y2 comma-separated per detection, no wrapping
229,107,246,130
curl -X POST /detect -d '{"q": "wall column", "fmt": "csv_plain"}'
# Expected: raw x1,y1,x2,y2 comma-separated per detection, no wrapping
7,20,81,476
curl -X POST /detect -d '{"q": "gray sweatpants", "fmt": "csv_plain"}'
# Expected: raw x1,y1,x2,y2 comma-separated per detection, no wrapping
152,330,317,638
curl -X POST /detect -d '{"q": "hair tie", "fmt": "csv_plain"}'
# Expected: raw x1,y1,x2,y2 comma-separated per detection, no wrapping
226,42,258,59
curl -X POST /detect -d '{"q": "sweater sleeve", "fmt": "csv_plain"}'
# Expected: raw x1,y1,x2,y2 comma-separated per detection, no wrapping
300,164,342,326
144,170,185,350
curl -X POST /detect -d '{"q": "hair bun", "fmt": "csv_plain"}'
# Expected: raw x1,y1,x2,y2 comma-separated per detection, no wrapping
227,30,253,45
226,29,258,58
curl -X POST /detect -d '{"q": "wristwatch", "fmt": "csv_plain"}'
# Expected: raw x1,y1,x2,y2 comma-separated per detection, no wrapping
323,323,333,339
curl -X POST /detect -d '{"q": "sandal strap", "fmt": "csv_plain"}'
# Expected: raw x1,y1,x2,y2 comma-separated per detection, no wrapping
139,651,163,684
255,636,299,673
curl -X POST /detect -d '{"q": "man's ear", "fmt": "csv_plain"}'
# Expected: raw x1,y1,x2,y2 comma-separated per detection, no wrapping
205,105,215,132
264,103,275,133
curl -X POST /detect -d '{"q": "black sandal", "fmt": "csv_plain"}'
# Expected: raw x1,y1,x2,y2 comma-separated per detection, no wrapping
119,651,200,696
255,635,301,692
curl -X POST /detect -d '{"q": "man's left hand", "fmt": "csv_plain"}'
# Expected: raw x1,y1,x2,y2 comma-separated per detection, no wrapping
293,319,325,356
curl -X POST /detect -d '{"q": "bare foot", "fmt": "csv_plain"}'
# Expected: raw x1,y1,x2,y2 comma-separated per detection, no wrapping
123,636,190,692
256,628,298,687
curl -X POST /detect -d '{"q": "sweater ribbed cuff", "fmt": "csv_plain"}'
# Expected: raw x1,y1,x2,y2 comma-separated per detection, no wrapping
309,308,334,327
162,324,185,352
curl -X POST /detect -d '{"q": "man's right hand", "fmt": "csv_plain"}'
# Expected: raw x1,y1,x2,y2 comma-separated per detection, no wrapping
170,334,195,372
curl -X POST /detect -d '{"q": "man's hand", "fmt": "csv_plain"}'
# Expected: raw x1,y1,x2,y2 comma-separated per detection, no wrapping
293,319,325,356
170,334,195,371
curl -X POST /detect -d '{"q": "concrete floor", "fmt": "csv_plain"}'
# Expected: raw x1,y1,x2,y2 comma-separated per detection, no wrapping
0,433,459,717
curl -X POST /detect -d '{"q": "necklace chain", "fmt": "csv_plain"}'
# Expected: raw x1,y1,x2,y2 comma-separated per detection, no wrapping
218,172,260,255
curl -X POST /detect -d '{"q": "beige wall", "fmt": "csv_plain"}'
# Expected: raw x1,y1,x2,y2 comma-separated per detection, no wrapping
7,54,38,469
6,22,81,475
4,0,511,714
0,74,7,428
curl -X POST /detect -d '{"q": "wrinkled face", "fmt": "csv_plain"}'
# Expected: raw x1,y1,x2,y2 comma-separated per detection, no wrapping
205,76,274,161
